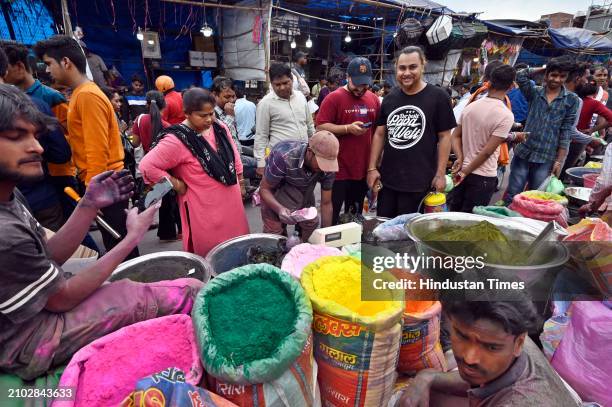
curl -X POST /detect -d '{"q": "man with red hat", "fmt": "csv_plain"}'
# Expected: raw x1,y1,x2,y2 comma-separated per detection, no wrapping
259,130,338,241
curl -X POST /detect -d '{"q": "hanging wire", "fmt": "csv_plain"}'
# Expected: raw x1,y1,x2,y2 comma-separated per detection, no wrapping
109,0,116,30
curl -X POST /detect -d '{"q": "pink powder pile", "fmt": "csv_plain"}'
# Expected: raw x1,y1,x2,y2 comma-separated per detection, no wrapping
291,207,318,221
56,314,202,407
280,243,342,279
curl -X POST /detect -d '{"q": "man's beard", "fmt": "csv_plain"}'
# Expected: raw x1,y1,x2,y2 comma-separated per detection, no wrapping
0,164,44,184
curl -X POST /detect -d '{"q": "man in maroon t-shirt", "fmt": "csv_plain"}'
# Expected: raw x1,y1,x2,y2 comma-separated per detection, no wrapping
316,57,380,224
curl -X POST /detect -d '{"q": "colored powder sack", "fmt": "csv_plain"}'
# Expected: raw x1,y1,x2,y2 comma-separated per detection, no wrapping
311,259,395,317
193,264,317,406
55,315,202,407
551,301,612,405
521,190,568,206
509,194,568,228
121,367,238,407
207,276,297,366
302,256,404,407
398,301,447,375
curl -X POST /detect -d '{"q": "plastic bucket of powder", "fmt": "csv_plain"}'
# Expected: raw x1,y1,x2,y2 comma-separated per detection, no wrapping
192,264,318,406
301,255,404,407
54,314,202,407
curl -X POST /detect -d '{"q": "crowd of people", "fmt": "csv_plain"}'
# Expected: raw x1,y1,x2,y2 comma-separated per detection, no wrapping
0,33,610,405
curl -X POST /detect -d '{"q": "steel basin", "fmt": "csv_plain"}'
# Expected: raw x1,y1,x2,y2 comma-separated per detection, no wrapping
565,167,601,186
404,212,569,292
109,251,212,283
565,187,592,206
205,233,286,276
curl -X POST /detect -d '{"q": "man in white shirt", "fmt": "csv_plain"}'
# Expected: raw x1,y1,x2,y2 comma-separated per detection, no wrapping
255,63,314,176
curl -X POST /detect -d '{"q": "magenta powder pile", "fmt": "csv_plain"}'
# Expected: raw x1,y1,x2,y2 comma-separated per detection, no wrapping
57,314,201,406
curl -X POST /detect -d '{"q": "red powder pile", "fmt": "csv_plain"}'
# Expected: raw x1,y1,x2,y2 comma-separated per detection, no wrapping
58,315,201,406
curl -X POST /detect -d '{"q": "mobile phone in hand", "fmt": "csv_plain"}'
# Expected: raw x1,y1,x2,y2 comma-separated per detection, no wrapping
361,122,372,128
143,177,173,209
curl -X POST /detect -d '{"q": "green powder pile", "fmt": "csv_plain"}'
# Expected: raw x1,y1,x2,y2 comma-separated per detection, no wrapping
423,221,510,243
422,221,531,265
207,277,297,366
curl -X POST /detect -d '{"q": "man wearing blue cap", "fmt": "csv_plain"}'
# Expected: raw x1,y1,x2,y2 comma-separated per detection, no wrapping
316,57,380,224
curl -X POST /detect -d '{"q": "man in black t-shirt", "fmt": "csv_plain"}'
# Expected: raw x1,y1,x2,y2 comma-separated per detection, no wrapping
367,46,456,216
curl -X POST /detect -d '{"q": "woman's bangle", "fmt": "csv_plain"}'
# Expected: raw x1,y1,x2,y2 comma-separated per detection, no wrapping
367,167,378,172
345,125,349,134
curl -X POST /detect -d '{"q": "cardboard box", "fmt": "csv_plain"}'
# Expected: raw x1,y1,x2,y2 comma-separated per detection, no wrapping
193,35,215,52
189,51,217,68
201,52,217,67
189,51,205,67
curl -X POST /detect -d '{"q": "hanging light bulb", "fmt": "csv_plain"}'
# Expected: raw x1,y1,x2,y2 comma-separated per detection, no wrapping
136,27,144,41
147,39,155,45
344,32,352,43
290,38,297,49
305,36,312,48
201,24,213,37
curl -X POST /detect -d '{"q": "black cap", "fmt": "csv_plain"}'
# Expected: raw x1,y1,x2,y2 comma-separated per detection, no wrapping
347,57,373,86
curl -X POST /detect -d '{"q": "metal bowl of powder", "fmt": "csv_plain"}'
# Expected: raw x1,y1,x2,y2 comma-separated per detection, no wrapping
206,233,287,276
109,251,212,283
404,212,569,297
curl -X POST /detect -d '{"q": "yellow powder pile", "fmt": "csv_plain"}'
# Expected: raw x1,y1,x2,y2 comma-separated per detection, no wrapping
312,260,394,317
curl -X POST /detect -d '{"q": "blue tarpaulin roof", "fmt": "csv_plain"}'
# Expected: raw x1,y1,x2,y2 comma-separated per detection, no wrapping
0,0,55,45
482,21,539,37
548,27,612,53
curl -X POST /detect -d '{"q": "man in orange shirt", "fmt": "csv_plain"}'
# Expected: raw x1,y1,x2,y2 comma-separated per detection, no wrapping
34,35,138,258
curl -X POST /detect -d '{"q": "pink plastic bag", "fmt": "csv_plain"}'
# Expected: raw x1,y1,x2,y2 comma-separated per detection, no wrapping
509,194,568,227
551,301,612,405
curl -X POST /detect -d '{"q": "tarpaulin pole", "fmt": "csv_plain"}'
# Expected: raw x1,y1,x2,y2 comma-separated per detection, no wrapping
61,0,73,36
264,0,272,85
379,17,386,83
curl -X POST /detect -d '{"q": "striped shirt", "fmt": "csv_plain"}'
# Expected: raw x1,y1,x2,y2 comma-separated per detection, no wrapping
514,69,580,163
265,141,335,191
125,91,148,121
0,193,64,341
214,105,242,154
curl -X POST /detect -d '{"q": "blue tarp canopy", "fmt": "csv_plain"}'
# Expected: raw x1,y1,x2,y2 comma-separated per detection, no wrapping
548,27,612,53
482,21,539,37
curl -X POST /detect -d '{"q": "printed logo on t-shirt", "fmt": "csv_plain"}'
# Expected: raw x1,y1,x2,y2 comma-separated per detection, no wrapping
386,105,426,149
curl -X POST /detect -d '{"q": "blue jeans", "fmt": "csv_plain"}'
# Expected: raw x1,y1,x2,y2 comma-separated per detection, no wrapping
504,155,553,204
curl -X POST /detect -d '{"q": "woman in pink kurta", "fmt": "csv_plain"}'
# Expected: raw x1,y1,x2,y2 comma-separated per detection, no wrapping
139,88,249,256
